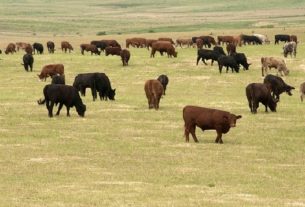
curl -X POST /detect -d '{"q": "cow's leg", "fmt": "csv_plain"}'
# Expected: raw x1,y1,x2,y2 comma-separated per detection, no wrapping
215,129,223,144
196,56,201,65
91,87,97,101
48,101,54,117
202,59,208,65
184,123,190,142
264,104,268,112
252,100,258,114
66,106,70,116
56,103,63,116
301,94,304,102
189,125,199,143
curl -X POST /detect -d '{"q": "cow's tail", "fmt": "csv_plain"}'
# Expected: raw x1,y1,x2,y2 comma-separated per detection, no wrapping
37,98,46,105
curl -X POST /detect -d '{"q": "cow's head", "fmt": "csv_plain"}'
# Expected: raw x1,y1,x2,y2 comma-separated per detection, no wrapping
173,52,178,58
37,74,43,80
76,104,86,117
108,89,116,100
286,85,295,96
224,114,242,127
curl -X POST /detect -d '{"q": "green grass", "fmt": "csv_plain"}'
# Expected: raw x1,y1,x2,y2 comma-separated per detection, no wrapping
1,1,305,206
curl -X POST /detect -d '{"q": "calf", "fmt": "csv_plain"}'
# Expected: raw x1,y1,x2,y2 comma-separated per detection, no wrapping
300,82,305,102
176,38,192,48
105,47,121,56
261,57,289,77
22,53,34,72
283,41,297,58
144,79,164,110
5,43,16,54
218,55,240,73
43,84,86,117
157,74,169,95
61,41,73,53
38,64,64,81
80,44,100,55
226,43,236,55
120,49,130,66
33,43,44,54
90,40,107,51
263,74,295,101
246,83,278,113
196,48,223,66
47,41,55,53
275,34,290,44
183,105,241,143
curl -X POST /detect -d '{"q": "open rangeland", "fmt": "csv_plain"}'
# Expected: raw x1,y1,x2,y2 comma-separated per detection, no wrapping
1,1,305,207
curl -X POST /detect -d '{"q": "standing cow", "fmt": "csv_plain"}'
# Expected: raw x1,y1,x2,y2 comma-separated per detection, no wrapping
33,43,44,54
144,79,164,110
261,57,289,77
37,64,64,81
183,105,242,143
47,41,55,53
299,82,305,102
61,41,73,53
22,53,34,72
246,83,278,113
120,49,130,66
283,41,297,58
157,74,169,95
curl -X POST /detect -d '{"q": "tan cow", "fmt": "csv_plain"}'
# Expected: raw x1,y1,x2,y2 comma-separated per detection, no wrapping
261,57,289,77
300,82,305,102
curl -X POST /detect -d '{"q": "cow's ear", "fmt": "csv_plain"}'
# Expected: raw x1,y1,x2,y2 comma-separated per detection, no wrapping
236,115,242,119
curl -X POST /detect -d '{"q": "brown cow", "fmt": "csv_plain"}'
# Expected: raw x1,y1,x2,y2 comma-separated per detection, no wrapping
101,40,121,48
25,44,33,54
126,38,146,48
183,105,242,143
61,41,73,53
217,36,234,45
5,43,16,54
37,64,64,81
290,35,298,43
196,38,203,49
120,49,130,66
144,79,164,110
226,43,236,55
261,57,289,77
176,38,193,48
80,44,100,55
300,82,305,102
16,42,30,51
158,37,174,44
146,39,157,50
151,41,177,58
105,47,121,56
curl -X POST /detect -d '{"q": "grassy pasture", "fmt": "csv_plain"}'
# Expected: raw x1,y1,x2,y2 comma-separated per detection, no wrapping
0,0,305,206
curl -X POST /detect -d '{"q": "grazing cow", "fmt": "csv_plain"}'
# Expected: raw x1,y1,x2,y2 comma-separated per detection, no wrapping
176,38,193,48
33,43,44,54
61,41,73,53
275,34,290,44
95,73,116,100
126,38,146,48
157,74,169,95
217,36,234,45
73,73,116,101
183,105,242,143
73,73,99,101
144,79,164,110
16,42,30,51
263,74,295,101
37,64,64,81
290,35,298,43
226,43,236,55
43,84,86,117
22,53,34,72
196,48,224,66
261,57,289,77
80,44,100,55
151,41,177,58
300,82,305,102
90,40,107,51
146,39,157,50
253,34,269,44
105,47,121,56
25,44,33,54
246,83,278,113
5,43,16,54
218,55,240,73
47,41,55,53
283,41,297,58
232,53,251,70
158,37,174,44
120,49,130,66
241,35,262,45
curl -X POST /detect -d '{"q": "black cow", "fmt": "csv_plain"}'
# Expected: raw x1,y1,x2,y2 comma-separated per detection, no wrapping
241,35,262,45
157,74,169,95
263,74,295,101
246,83,278,113
22,53,34,72
47,41,55,53
90,40,107,51
73,73,99,101
232,53,251,70
95,73,116,100
196,48,223,66
217,55,240,73
33,43,44,54
275,34,290,44
43,84,86,117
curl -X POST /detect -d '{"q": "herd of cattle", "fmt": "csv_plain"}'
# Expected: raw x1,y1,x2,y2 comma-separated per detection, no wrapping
0,33,304,143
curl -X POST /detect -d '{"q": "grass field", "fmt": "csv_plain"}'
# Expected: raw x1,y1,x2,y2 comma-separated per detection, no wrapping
1,1,305,207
